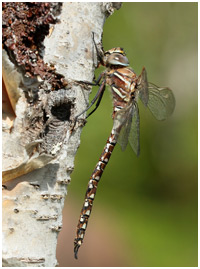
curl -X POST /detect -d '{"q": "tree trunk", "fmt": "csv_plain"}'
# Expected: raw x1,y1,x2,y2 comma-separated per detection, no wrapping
2,2,121,267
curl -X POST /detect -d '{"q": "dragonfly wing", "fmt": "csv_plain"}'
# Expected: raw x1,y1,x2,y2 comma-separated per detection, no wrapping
137,67,149,107
147,83,175,120
114,102,140,156
116,105,133,151
128,102,140,156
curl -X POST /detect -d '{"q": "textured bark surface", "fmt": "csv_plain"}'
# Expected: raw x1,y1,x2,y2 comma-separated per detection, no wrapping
2,2,121,267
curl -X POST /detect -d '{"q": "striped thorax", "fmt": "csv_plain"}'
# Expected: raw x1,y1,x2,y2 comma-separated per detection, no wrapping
102,48,138,118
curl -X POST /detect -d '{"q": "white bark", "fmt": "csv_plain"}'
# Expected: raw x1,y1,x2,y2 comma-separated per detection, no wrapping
2,2,121,267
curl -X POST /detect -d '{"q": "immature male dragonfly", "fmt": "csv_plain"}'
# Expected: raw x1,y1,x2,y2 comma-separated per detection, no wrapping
74,35,175,259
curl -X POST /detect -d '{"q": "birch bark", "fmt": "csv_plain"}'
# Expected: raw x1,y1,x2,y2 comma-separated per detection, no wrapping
2,2,121,267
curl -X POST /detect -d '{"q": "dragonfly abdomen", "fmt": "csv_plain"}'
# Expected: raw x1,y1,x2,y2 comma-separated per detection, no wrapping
74,129,118,259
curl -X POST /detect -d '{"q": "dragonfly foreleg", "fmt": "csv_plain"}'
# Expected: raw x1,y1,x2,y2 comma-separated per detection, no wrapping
86,82,106,118
75,79,106,120
77,72,104,87
71,80,106,133
92,31,104,66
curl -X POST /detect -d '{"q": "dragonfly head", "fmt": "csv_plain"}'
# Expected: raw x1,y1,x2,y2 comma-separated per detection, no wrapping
103,47,129,68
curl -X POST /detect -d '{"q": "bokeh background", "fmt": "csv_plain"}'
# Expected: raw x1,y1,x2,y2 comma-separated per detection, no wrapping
57,3,197,266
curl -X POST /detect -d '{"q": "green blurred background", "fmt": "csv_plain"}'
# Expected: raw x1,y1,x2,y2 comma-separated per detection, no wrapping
57,3,197,266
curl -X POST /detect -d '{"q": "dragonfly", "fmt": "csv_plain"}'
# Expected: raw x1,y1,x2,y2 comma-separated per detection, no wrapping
73,36,175,259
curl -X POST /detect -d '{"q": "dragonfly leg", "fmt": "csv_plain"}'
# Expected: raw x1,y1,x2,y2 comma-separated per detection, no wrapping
92,31,104,66
77,72,104,87
75,79,106,119
86,82,105,118
70,80,106,133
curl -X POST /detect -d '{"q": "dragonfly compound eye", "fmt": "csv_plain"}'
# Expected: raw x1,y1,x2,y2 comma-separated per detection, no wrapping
107,53,129,67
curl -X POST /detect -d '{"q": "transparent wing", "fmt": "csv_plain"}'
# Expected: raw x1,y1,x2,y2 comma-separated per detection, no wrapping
117,105,133,152
147,83,175,120
137,67,149,106
116,102,140,156
128,102,140,156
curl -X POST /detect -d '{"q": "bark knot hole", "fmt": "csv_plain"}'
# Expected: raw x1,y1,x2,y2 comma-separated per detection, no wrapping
51,102,72,121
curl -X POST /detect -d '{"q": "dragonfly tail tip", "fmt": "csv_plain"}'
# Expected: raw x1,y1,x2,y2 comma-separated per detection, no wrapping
74,243,80,259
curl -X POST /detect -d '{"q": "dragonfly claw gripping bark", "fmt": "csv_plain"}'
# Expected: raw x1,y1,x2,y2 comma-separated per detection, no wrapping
74,36,175,259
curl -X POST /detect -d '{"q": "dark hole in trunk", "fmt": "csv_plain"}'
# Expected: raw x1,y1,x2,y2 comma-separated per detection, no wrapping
51,102,71,121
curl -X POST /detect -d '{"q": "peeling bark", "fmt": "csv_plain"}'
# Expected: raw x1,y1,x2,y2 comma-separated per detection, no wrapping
2,2,121,267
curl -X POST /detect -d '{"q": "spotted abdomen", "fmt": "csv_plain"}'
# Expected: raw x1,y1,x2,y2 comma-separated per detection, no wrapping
74,130,117,259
